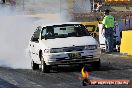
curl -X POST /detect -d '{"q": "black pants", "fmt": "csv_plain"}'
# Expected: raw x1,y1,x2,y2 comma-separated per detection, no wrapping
104,27,114,52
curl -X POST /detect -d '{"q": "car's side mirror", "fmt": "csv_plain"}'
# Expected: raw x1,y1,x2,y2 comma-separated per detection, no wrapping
41,34,48,40
30,36,34,41
31,36,39,42
45,35,48,40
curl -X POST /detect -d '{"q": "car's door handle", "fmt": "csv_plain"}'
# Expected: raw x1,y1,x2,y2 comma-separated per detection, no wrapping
33,45,34,47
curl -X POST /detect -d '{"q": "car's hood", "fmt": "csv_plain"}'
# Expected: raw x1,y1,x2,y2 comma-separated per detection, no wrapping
40,36,98,48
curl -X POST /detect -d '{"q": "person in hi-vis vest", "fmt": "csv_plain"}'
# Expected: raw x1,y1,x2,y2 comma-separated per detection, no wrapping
102,9,115,53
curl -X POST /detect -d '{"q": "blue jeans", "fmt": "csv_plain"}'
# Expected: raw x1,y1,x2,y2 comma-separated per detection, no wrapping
104,28,114,52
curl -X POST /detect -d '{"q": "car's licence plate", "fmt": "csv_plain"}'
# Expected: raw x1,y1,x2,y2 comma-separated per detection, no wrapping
68,52,81,59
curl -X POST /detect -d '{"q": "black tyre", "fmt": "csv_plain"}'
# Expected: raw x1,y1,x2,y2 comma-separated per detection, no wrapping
31,60,39,70
91,60,101,70
41,58,50,73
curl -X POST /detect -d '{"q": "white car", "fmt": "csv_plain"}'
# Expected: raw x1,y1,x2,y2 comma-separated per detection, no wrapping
28,22,101,72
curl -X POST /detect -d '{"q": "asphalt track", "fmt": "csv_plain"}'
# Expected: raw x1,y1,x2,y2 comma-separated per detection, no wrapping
0,53,132,88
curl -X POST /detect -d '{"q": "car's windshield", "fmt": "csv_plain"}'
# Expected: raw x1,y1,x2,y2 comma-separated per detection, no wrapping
41,24,89,39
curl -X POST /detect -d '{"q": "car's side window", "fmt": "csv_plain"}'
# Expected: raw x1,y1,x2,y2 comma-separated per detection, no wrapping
31,26,41,42
41,28,46,37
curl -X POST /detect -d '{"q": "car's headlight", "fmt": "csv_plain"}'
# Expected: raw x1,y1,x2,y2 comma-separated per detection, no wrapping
84,45,97,50
44,48,63,53
44,49,50,53
50,48,63,53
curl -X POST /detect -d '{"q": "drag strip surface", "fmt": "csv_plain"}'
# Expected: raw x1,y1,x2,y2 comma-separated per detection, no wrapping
0,54,132,88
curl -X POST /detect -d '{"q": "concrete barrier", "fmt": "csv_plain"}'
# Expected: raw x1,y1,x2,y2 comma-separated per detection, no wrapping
120,30,132,55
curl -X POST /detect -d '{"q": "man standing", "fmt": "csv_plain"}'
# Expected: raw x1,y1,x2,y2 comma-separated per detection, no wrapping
102,9,115,53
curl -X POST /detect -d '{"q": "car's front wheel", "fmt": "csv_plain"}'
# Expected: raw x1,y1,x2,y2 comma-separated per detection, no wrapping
31,60,39,70
91,60,101,70
41,57,50,73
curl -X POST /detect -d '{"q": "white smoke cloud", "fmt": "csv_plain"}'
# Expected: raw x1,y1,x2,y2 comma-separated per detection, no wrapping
0,6,34,69
0,1,71,69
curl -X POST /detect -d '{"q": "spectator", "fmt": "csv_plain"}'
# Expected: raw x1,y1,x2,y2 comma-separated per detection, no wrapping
102,9,115,53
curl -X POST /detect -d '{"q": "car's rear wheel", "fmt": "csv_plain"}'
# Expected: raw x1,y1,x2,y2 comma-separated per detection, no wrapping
31,60,39,70
41,56,50,73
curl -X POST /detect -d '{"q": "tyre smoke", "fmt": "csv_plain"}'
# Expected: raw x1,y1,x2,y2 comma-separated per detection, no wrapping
0,1,70,69
0,6,34,69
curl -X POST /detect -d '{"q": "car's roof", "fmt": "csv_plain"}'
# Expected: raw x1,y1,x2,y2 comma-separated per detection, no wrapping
40,22,81,27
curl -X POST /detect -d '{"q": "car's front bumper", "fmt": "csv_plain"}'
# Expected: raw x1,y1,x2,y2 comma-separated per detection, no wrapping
43,48,101,65
47,57,100,65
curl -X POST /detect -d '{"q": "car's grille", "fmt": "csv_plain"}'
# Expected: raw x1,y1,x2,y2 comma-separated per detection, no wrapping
63,46,84,52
